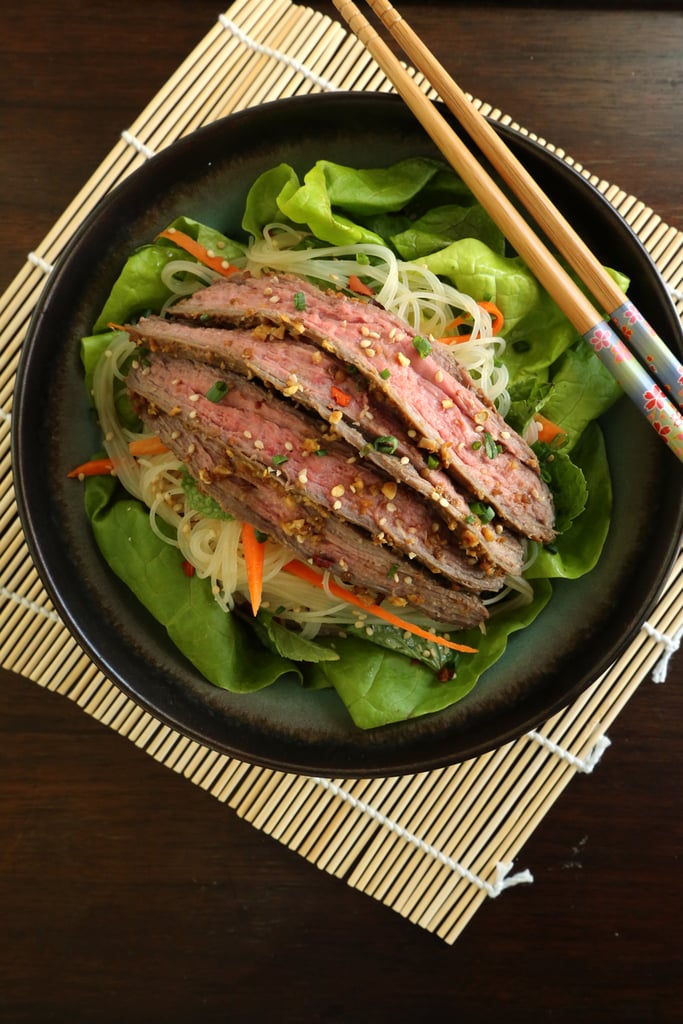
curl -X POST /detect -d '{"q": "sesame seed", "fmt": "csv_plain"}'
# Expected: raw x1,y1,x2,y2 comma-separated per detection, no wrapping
189,393,200,402
298,469,308,484
333,500,342,510
254,439,265,450
397,352,410,367
244,430,252,439
331,484,345,497
435,369,444,383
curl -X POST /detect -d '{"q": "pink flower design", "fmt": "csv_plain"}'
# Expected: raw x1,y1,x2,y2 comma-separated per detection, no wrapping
623,305,641,327
590,328,612,352
644,386,665,412
653,420,671,439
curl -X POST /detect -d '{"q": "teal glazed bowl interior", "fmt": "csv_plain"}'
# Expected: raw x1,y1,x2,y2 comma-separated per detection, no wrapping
12,93,683,777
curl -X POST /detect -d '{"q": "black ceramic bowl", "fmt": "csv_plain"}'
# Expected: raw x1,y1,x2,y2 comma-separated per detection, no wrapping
12,93,683,776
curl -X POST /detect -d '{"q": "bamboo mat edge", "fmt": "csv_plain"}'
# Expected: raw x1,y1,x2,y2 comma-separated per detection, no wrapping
2,0,683,945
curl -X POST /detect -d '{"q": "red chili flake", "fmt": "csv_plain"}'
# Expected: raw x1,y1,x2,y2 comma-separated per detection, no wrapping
331,384,352,407
181,559,196,578
436,665,456,682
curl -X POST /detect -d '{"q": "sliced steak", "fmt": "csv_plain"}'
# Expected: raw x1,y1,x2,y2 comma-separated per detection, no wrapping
170,271,555,543
126,314,525,576
127,352,506,593
136,404,488,629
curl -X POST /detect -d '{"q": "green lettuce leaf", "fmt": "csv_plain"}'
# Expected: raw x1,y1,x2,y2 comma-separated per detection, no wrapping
305,581,552,729
527,422,612,580
538,340,623,451
93,216,245,331
391,203,505,260
85,475,298,692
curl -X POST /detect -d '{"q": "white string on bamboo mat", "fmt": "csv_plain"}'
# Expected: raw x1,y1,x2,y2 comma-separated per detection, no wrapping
526,730,611,774
0,587,61,623
120,129,156,161
642,622,683,682
27,252,54,276
311,776,534,897
218,14,340,93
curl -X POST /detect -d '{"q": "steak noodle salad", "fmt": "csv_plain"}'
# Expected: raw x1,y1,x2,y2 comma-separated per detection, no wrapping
74,157,624,728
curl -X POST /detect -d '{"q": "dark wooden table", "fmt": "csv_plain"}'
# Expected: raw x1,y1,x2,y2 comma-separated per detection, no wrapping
2,3,682,1021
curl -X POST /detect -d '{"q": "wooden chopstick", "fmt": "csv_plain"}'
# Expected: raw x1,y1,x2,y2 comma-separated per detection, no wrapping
367,0,683,412
331,0,683,464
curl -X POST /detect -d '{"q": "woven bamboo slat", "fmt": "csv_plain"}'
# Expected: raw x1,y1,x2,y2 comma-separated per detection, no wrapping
1,0,682,946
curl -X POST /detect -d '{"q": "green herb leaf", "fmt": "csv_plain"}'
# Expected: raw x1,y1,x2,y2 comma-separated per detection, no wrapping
484,431,501,458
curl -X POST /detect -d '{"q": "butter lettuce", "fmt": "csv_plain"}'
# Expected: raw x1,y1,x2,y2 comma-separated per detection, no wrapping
78,157,621,729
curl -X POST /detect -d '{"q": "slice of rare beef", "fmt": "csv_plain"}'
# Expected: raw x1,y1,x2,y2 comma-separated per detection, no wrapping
127,352,507,593
135,404,489,629
126,314,525,577
169,272,555,543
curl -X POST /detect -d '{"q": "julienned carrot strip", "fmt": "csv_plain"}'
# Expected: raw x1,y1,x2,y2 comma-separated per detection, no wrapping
157,228,239,277
283,559,478,654
442,300,505,343
127,437,170,457
67,437,169,478
534,414,567,445
347,274,375,297
241,523,265,616
67,457,114,479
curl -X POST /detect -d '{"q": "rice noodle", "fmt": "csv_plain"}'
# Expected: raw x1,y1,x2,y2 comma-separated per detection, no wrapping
91,229,528,640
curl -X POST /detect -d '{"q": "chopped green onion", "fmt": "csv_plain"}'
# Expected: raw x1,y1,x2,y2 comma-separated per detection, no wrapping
373,435,399,455
293,291,306,311
379,368,391,380
412,334,432,358
272,454,289,467
205,380,229,402
469,501,495,523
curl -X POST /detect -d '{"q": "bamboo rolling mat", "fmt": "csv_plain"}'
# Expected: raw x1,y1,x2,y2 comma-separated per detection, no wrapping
2,0,683,944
